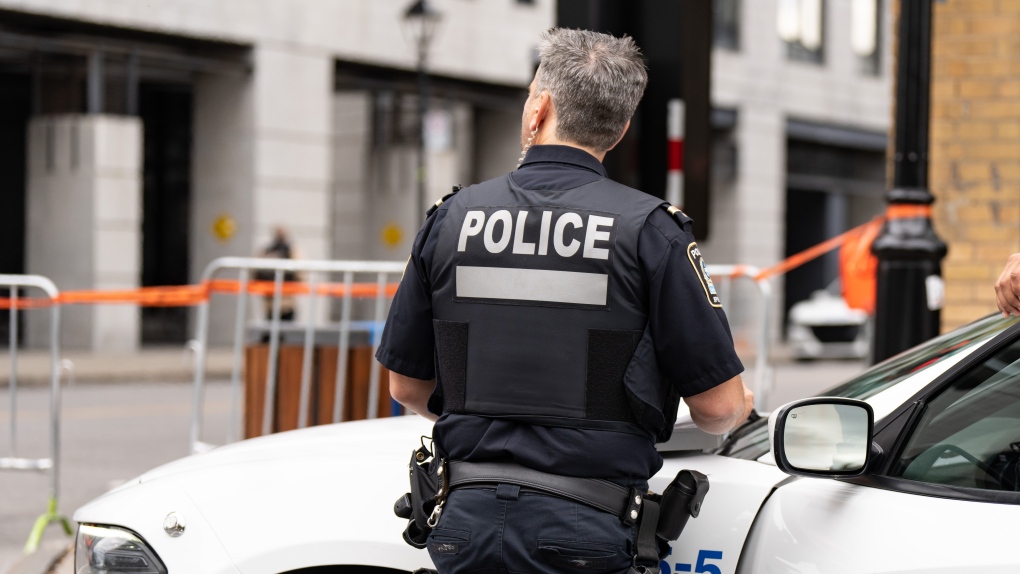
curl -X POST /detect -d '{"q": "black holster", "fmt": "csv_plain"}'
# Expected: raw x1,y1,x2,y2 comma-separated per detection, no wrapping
629,469,710,574
657,470,710,541
394,441,445,549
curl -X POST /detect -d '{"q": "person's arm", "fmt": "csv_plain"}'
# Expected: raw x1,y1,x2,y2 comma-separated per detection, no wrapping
683,375,754,435
375,209,448,421
641,209,753,435
390,373,438,421
995,253,1020,317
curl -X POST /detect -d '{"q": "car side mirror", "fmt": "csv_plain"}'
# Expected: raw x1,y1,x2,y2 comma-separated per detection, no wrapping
768,397,874,479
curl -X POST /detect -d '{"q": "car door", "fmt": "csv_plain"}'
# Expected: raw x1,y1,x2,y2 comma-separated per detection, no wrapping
738,324,1020,573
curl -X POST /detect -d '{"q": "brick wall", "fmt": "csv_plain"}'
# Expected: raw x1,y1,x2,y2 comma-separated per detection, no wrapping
929,0,1020,331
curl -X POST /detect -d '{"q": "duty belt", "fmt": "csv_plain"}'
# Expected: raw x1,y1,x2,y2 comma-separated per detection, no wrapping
396,449,708,574
447,461,643,521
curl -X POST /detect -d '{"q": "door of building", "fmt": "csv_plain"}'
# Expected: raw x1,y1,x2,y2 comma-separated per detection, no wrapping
0,72,31,346
139,82,193,345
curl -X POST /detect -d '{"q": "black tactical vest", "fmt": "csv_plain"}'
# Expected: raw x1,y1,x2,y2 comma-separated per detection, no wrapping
425,174,682,441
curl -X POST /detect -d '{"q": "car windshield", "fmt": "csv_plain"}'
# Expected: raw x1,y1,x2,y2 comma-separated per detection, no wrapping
715,314,1020,461
825,314,1017,400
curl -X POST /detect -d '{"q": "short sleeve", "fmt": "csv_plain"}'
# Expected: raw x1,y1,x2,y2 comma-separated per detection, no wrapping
374,209,448,380
640,208,744,397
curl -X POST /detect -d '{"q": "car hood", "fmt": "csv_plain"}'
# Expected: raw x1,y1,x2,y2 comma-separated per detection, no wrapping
109,409,715,493
75,415,784,574
139,416,434,485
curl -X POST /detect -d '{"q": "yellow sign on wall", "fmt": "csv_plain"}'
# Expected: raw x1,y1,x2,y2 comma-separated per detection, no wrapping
381,223,404,248
212,214,237,242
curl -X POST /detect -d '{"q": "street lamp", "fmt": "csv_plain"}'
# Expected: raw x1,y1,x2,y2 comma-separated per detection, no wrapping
870,0,947,363
403,0,441,223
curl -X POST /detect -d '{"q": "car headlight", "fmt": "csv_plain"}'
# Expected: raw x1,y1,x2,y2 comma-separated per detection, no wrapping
76,524,167,574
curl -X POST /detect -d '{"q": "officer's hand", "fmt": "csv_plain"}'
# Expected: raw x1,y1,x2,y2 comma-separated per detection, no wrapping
995,253,1020,318
739,384,756,426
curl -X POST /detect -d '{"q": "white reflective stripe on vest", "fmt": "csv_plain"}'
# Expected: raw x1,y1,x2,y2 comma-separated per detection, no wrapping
456,266,609,306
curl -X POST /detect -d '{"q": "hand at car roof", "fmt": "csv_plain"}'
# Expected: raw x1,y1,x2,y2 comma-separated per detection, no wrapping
995,253,1020,318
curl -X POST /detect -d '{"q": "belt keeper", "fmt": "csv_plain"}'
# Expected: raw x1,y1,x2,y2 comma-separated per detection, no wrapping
622,488,643,526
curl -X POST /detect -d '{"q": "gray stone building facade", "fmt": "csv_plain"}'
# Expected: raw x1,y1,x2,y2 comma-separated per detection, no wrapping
0,0,893,351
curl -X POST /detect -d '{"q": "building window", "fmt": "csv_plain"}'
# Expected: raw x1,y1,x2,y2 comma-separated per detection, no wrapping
852,0,881,75
714,0,741,50
778,0,824,64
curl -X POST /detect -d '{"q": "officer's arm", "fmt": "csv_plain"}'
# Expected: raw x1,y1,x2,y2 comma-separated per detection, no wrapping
683,374,754,435
390,373,439,422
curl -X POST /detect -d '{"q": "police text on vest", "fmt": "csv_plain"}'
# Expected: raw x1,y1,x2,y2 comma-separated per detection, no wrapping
458,210,614,260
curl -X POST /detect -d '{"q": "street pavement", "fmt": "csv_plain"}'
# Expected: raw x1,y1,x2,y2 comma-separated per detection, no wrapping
0,355,869,574
0,381,232,573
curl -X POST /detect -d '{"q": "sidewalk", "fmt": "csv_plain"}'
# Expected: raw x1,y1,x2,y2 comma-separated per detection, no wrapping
0,347,236,386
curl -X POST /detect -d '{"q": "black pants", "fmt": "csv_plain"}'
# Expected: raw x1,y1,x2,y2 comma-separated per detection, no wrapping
427,485,634,574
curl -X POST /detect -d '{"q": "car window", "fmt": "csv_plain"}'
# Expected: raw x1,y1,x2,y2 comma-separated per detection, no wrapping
890,336,1020,492
715,315,1018,462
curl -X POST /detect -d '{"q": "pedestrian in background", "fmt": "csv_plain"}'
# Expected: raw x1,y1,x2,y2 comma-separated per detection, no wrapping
377,28,753,574
257,227,300,322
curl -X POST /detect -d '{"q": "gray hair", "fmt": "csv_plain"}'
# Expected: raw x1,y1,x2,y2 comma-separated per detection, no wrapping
535,28,648,152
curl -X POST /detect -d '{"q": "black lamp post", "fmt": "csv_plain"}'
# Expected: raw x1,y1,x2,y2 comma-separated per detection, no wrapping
871,0,947,364
403,0,441,223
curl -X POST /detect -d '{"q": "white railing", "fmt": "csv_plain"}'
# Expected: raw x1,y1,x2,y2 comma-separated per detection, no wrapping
0,274,72,552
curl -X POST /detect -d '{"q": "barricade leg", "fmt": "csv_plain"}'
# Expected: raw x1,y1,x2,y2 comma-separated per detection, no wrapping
25,497,73,553
332,271,354,423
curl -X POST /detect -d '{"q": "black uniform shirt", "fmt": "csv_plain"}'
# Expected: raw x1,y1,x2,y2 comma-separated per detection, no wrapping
376,145,743,486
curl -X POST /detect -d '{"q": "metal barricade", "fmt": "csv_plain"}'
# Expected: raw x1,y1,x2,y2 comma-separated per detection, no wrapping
705,265,775,410
189,257,406,454
187,259,775,453
0,274,72,553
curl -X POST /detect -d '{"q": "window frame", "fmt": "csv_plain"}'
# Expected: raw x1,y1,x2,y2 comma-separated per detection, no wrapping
713,0,741,51
782,0,826,65
854,0,882,76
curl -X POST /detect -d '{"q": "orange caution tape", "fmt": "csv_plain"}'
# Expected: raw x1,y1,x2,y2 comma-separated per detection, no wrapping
886,204,932,219
2,210,925,310
0,297,55,310
753,217,887,281
0,279,400,309
207,280,399,299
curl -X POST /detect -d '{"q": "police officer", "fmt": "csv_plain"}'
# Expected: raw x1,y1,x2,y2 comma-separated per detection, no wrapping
377,29,754,574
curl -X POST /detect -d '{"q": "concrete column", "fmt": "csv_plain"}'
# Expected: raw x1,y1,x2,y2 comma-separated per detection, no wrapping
252,47,334,325
252,47,333,261
25,114,142,351
191,71,256,345
332,91,371,260
701,105,787,349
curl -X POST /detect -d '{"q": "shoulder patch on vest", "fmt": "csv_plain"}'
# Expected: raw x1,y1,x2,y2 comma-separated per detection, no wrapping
687,242,722,308
426,184,464,217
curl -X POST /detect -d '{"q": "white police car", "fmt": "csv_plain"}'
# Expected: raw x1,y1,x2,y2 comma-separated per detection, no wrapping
74,314,1020,574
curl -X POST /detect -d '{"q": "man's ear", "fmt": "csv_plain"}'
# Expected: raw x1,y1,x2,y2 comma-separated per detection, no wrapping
606,120,631,152
529,91,553,133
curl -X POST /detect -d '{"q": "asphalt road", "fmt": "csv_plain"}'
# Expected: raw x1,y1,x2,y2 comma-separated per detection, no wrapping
0,381,232,573
0,357,868,574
